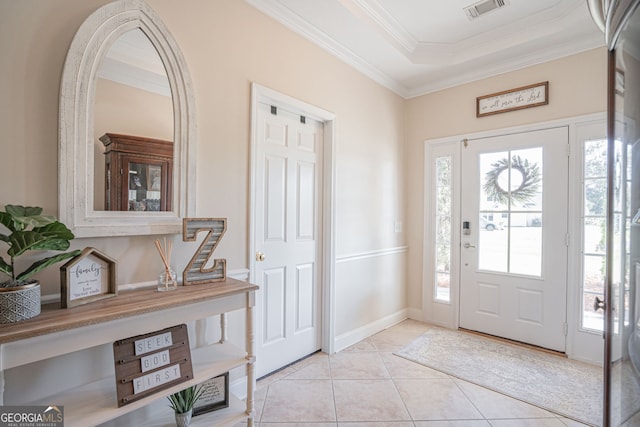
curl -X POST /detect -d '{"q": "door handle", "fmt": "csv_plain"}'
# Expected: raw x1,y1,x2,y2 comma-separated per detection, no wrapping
256,251,266,262
463,242,476,249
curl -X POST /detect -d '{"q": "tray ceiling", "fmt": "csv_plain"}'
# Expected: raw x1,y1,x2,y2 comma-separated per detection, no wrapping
245,0,605,98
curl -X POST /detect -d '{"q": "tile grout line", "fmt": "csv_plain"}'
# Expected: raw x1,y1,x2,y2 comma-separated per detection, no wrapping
452,378,490,423
328,350,339,425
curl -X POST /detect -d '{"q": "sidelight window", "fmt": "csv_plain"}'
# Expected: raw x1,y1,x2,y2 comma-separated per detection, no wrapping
434,156,452,302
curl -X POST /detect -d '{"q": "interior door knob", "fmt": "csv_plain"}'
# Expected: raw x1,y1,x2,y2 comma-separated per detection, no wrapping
593,296,606,312
256,251,266,262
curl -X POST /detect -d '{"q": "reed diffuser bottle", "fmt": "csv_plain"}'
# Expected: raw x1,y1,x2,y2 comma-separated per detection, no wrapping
155,238,177,292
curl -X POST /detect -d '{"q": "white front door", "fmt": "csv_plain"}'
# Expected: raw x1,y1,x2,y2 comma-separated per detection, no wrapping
253,102,323,378
460,127,569,352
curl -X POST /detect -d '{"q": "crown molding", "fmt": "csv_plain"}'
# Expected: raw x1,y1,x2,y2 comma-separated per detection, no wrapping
406,38,604,98
246,0,605,99
245,0,411,97
341,0,417,54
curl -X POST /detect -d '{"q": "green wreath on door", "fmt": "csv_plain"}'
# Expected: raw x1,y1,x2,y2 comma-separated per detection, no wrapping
483,155,541,206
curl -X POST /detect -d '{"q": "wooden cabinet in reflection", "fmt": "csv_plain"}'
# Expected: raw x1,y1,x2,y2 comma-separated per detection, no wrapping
100,133,173,211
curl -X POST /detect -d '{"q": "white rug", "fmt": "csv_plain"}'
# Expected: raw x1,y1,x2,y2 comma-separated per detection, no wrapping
395,327,602,426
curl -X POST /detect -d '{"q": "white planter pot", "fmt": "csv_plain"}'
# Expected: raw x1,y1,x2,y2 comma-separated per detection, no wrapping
0,282,41,323
174,409,192,427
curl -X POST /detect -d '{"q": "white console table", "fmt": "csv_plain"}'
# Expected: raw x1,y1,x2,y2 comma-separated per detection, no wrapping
0,278,258,427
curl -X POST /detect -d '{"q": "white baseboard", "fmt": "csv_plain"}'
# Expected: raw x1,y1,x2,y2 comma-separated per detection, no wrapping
334,308,409,352
424,318,456,329
405,307,457,330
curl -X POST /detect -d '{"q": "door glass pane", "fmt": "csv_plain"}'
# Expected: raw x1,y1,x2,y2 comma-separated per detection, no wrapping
581,139,607,332
579,138,628,335
510,147,543,209
585,179,607,216
480,151,510,211
584,139,607,177
478,148,543,276
478,213,508,272
584,217,606,254
436,216,451,243
510,213,542,276
434,156,452,303
583,253,605,331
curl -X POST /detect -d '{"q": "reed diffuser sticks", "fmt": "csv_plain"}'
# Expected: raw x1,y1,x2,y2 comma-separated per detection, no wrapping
154,237,174,291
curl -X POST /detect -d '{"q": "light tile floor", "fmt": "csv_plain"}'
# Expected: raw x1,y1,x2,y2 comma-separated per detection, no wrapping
247,319,591,427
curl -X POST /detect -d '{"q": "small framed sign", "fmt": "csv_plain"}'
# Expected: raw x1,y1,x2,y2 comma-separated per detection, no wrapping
476,81,548,117
60,247,117,308
113,324,193,407
193,373,229,416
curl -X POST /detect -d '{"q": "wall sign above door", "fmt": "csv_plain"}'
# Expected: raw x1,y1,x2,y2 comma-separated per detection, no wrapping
476,81,548,117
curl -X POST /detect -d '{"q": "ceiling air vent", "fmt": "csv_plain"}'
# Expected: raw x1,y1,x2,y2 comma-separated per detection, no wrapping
464,0,509,20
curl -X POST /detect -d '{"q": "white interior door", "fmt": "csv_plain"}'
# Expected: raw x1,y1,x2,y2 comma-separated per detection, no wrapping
253,102,323,378
460,127,569,352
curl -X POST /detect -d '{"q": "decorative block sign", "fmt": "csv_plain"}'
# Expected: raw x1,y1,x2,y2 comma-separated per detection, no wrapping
60,247,117,308
113,324,193,407
182,218,227,285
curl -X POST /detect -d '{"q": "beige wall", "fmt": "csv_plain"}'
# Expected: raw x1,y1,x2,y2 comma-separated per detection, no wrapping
405,47,608,313
0,0,607,351
0,0,407,339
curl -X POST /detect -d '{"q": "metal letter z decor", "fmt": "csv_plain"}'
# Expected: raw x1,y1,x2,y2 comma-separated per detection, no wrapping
182,218,227,285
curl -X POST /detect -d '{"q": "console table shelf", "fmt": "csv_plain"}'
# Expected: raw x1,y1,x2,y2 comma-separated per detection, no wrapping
126,393,249,427
0,279,258,427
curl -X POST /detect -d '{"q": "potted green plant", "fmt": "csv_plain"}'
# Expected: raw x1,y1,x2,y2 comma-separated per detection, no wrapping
167,385,204,427
0,204,81,323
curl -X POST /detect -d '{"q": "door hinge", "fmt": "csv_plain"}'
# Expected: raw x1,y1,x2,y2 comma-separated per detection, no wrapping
565,233,570,247
567,143,570,157
563,322,568,336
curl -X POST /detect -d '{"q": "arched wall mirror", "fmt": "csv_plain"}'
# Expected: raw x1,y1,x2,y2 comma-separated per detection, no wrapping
59,0,196,237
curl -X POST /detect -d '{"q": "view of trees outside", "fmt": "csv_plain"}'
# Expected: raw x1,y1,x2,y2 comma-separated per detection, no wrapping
582,139,608,332
434,156,452,302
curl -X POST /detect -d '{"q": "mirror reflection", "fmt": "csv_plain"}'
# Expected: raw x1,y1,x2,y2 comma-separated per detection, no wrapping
93,29,173,211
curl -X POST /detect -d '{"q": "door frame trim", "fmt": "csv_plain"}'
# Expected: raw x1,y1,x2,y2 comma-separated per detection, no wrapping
422,112,606,362
249,83,337,356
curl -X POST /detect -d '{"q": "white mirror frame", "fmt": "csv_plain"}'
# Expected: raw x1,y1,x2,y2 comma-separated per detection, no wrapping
59,0,196,237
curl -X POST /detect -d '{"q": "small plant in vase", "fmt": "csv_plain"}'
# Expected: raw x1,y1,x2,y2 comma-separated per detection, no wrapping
0,204,81,323
168,385,204,427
